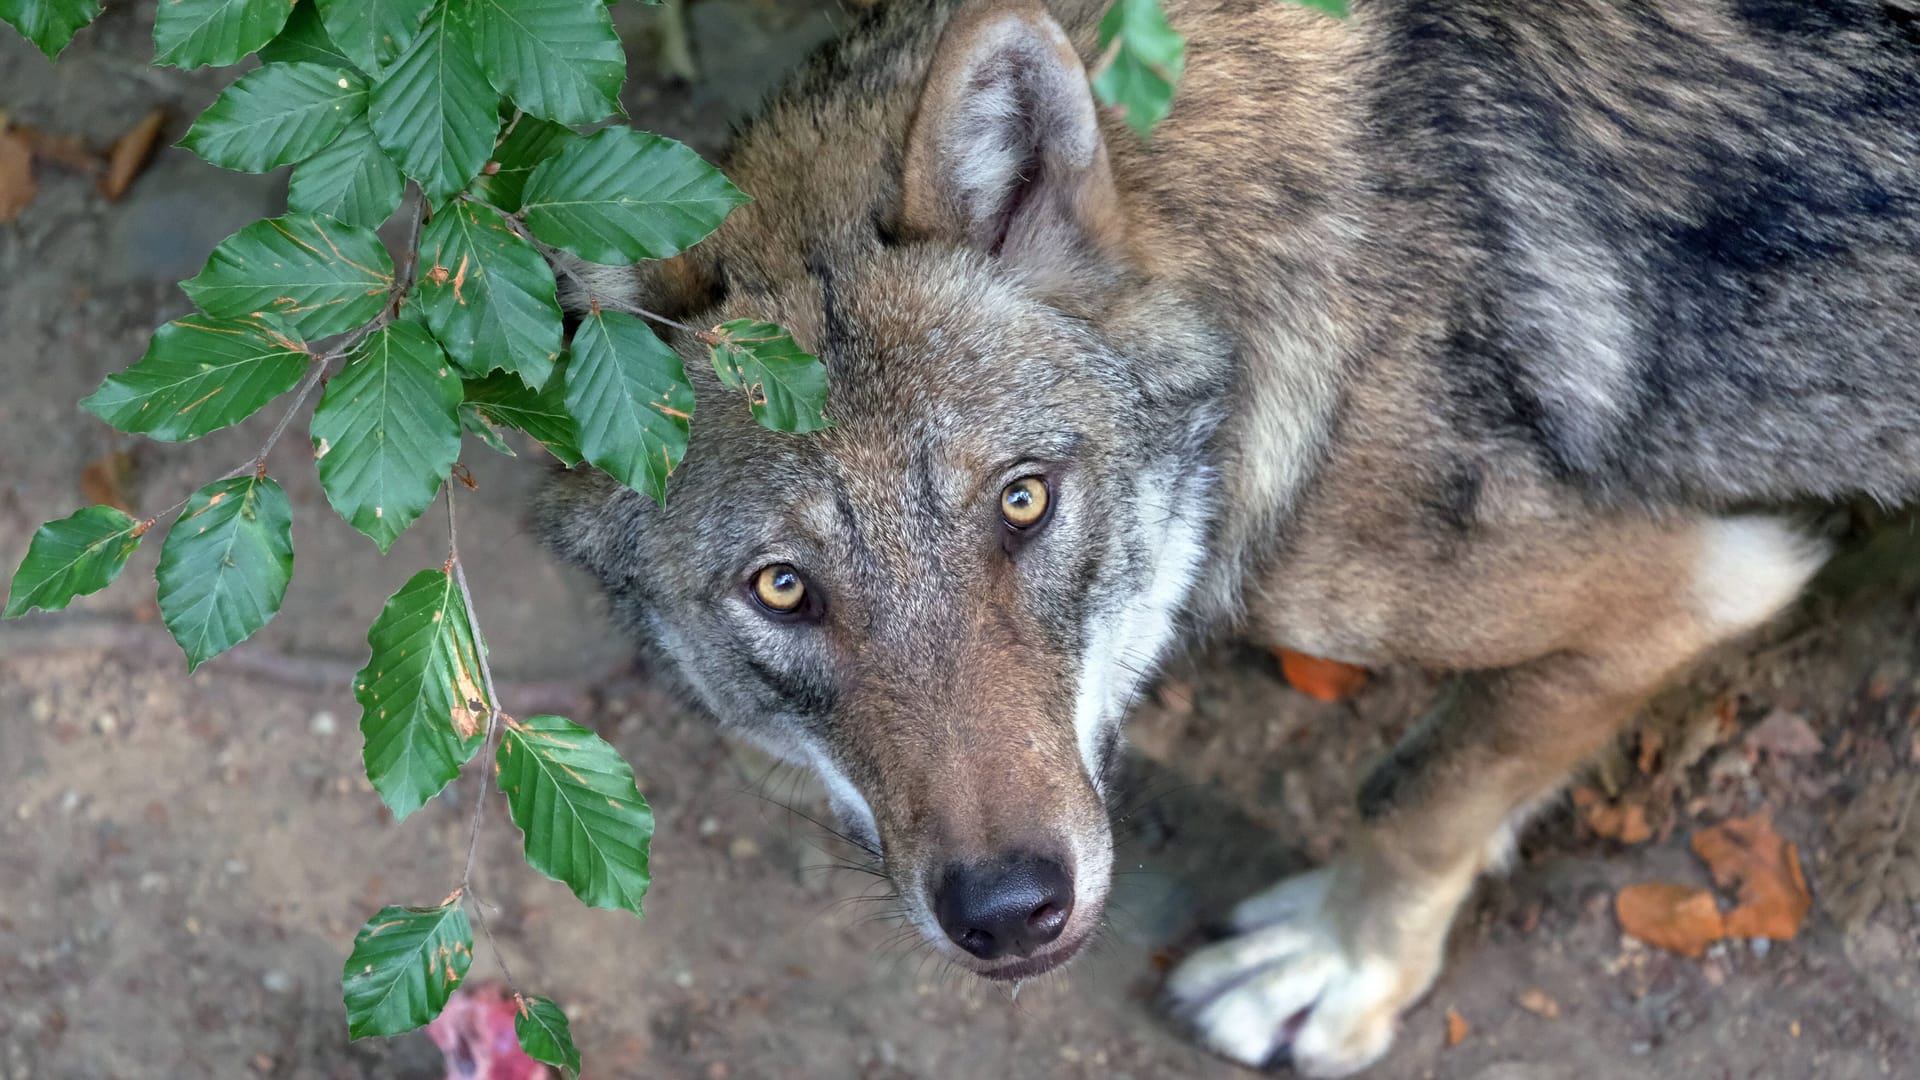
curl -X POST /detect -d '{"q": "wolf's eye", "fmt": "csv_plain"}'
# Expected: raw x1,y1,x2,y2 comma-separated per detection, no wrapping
752,564,808,614
1001,476,1050,530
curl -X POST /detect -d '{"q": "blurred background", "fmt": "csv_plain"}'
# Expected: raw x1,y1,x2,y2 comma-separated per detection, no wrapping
1,2,1917,1077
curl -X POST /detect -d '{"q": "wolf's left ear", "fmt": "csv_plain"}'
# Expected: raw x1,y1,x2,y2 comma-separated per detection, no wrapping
902,2,1125,274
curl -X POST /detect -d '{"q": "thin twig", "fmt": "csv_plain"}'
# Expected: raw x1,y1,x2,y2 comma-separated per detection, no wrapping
465,888,523,991
456,192,702,335
448,487,508,896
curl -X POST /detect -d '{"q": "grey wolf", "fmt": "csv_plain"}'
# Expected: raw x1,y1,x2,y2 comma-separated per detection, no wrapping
539,0,1920,1073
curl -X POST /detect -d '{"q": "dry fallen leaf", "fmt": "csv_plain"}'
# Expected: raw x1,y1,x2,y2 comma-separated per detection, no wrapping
80,451,138,514
1616,882,1727,957
1573,786,1654,845
1692,812,1812,942
101,109,166,201
1274,648,1368,703
1515,987,1560,1019
1444,1007,1470,1047
1820,774,1920,931
0,122,35,225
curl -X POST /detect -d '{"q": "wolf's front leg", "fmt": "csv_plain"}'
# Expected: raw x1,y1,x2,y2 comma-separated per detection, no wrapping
1168,515,1826,1075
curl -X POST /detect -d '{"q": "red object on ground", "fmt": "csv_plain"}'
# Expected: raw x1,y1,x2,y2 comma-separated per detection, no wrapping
425,983,556,1080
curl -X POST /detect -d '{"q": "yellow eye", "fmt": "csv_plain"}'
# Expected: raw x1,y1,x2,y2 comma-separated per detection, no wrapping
1000,476,1050,529
752,564,807,613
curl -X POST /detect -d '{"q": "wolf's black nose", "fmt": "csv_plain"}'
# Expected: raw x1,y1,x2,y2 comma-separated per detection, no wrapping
933,854,1073,959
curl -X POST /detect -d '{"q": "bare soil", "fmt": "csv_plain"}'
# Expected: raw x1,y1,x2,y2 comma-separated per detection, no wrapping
2,5,1915,1079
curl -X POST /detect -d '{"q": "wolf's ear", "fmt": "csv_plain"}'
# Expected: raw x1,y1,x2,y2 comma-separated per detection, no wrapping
902,2,1124,273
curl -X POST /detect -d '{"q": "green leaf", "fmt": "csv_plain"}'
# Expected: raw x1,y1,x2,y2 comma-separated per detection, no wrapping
181,63,367,174
310,320,463,552
4,507,143,618
460,404,516,456
355,568,489,820
705,319,831,434
155,475,294,672
417,200,562,388
341,902,472,1040
1292,0,1349,18
317,0,431,75
522,128,746,265
565,309,693,504
514,996,581,1077
471,112,576,214
81,313,309,442
368,0,495,202
1092,0,1186,138
497,714,653,913
153,0,297,70
287,118,406,228
463,0,623,127
259,0,359,69
462,368,582,465
1,0,102,59
182,214,395,339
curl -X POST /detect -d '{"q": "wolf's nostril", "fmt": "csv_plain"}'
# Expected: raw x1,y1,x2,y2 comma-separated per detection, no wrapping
933,853,1074,960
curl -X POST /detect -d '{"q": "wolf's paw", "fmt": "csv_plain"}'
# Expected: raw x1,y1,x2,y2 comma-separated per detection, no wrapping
1164,868,1429,1078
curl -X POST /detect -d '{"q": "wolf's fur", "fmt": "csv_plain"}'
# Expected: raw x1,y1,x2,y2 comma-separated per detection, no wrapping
540,1,1920,1073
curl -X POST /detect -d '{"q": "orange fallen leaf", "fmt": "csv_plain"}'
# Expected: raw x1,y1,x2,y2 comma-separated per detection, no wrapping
1692,813,1811,942
1571,787,1653,844
101,109,166,201
1444,1007,1470,1047
1515,987,1560,1019
0,123,35,224
80,451,137,514
1616,882,1727,957
1636,729,1665,775
1274,648,1367,702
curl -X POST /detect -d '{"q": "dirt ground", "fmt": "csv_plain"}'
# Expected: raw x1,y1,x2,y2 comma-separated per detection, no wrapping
3,4,1917,1079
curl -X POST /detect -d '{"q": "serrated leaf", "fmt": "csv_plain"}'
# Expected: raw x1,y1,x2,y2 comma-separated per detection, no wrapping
522,128,746,265
515,996,581,1077
155,475,294,672
460,405,516,456
355,568,489,819
497,714,652,913
705,319,831,433
464,0,623,127
418,200,562,387
368,0,495,202
462,368,582,464
153,0,296,70
183,214,395,339
287,118,406,228
310,320,462,552
1,0,102,60
81,313,310,442
4,506,142,618
259,0,358,69
565,309,692,503
317,0,431,75
181,63,367,174
1092,0,1185,138
471,112,576,214
341,902,472,1040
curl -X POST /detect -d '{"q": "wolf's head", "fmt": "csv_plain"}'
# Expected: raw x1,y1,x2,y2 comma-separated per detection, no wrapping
540,0,1228,979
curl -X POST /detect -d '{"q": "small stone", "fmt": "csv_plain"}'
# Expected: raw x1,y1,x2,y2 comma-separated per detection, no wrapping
29,695,54,724
309,710,338,737
728,837,761,860
697,816,720,837
672,969,694,989
223,859,248,877
138,872,169,893
1516,987,1561,1019
58,790,83,816
1750,937,1771,958
94,712,118,736
261,970,294,994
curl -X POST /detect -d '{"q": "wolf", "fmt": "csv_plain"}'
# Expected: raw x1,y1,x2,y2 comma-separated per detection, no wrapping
537,0,1920,1073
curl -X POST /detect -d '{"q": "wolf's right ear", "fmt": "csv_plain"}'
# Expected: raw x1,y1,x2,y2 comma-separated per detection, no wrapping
902,1,1125,276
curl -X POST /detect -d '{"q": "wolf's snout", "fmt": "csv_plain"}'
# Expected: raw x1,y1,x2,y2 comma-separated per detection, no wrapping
932,853,1073,960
